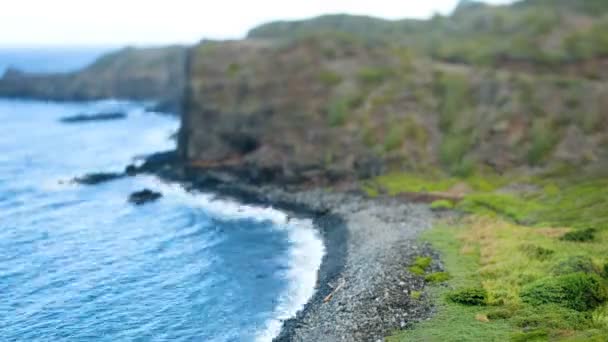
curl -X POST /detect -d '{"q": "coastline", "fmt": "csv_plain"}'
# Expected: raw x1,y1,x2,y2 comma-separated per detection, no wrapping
142,158,439,341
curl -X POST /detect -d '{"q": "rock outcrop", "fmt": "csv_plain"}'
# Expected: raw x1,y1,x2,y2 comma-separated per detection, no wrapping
0,46,187,113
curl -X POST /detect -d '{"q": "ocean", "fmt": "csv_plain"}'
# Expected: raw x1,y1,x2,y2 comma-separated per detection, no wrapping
0,50,324,341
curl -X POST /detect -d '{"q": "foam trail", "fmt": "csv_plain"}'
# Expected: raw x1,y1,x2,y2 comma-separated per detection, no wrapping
135,176,326,342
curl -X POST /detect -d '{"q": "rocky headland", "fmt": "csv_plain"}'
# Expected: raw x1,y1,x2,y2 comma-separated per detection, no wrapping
7,0,608,340
0,46,187,113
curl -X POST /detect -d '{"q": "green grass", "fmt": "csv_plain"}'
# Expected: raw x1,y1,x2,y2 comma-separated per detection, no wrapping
391,176,608,340
389,225,513,342
458,178,608,230
363,172,458,196
390,216,608,341
363,171,508,197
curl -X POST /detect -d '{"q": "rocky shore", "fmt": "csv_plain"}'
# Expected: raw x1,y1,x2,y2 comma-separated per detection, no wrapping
268,190,437,342
132,155,440,341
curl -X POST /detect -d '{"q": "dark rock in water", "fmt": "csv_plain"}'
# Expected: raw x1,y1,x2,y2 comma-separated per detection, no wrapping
125,165,138,176
137,151,179,173
60,112,127,123
128,189,162,205
73,172,124,185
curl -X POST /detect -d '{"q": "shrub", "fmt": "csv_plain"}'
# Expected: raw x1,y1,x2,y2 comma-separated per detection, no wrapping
520,244,554,261
434,72,471,132
430,200,455,210
604,263,608,279
357,67,391,86
226,63,240,77
319,70,343,87
560,228,597,242
520,273,608,311
425,272,451,283
526,119,559,166
409,256,432,275
439,133,473,176
328,98,349,127
447,287,487,306
513,304,590,330
383,124,404,152
411,290,422,300
486,308,514,320
552,256,598,276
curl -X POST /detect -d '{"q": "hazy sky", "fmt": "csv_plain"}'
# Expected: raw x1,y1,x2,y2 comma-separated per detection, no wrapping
0,0,514,46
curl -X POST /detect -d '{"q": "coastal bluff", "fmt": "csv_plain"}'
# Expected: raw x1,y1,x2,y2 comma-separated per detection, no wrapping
178,34,608,186
0,46,187,113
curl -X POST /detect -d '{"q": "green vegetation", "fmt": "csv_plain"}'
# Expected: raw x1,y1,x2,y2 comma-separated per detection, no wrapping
563,17,608,60
389,224,513,341
439,134,474,177
411,290,423,300
435,72,471,133
552,256,598,276
357,67,392,86
520,244,554,261
561,228,597,242
318,69,343,87
430,200,455,210
520,273,607,311
391,213,608,341
447,287,488,306
386,169,608,340
409,256,432,275
384,124,405,152
527,118,559,165
426,272,451,283
226,63,240,77
327,97,350,126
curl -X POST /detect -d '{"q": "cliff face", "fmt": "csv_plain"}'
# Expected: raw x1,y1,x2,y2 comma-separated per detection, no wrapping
180,1,608,185
180,37,398,184
0,46,187,112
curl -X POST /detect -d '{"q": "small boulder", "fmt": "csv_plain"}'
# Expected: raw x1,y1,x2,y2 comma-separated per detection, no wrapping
128,189,162,205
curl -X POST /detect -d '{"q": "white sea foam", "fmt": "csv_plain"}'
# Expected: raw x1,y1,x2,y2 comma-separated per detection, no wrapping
135,176,325,342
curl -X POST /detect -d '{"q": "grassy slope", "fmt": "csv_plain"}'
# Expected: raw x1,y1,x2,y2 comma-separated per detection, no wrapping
370,172,608,341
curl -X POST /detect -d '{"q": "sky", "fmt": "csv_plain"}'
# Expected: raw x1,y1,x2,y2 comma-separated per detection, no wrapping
0,0,514,47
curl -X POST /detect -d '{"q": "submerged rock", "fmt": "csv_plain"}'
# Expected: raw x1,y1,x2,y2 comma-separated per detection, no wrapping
59,112,127,123
73,172,124,185
128,189,162,205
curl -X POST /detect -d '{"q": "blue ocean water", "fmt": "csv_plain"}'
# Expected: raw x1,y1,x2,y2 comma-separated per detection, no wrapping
0,50,324,342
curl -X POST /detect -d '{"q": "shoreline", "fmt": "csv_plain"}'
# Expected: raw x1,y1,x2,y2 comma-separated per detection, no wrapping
145,164,350,341
142,160,439,341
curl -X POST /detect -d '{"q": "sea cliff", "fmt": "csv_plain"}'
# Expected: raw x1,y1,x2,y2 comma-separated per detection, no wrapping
0,46,187,112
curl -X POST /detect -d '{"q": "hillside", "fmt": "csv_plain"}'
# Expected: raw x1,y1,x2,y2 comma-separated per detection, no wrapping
0,46,187,112
181,0,608,185
248,0,608,70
